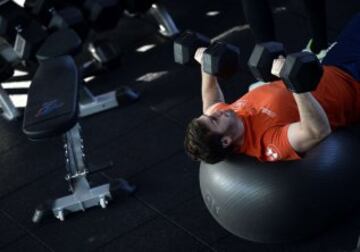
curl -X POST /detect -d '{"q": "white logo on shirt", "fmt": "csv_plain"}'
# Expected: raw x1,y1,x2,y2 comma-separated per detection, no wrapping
265,145,280,161
260,107,276,118
231,100,277,118
231,100,247,110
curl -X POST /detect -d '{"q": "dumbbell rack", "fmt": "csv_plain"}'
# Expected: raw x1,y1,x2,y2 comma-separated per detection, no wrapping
0,69,139,120
0,0,179,121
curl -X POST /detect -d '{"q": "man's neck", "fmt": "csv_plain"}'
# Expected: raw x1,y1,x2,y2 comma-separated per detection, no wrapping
230,116,245,146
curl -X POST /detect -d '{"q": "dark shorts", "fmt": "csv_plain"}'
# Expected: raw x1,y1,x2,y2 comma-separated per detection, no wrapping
322,13,360,81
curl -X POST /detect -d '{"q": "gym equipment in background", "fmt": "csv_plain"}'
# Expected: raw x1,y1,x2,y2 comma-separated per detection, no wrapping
24,55,136,223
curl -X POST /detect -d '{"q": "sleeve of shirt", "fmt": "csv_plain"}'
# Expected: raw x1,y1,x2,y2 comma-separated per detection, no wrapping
261,125,302,161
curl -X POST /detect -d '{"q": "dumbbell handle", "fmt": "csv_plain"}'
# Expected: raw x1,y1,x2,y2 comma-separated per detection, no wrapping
194,47,206,65
270,57,285,78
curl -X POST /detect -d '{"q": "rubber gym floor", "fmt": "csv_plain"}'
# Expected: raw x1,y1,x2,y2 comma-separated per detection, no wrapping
1,0,360,251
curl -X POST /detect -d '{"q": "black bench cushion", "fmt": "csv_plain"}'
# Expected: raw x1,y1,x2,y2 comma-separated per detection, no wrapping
36,29,82,61
23,56,79,140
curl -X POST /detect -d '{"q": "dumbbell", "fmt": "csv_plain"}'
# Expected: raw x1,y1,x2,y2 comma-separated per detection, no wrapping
84,0,123,31
280,51,323,93
174,31,210,65
13,20,48,61
248,41,286,82
23,0,63,24
0,0,31,44
0,48,15,82
202,42,241,79
174,31,241,78
62,0,123,31
89,41,121,67
0,1,47,61
47,6,89,39
0,38,20,66
23,0,89,39
122,0,154,15
81,40,122,77
24,0,57,22
85,41,139,106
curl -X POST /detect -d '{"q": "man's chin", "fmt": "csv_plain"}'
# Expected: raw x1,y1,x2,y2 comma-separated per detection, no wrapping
228,109,236,118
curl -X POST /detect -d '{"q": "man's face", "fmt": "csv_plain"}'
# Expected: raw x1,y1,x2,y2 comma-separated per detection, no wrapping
197,109,237,135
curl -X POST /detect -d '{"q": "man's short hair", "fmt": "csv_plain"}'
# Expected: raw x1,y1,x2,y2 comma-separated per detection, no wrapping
184,118,232,164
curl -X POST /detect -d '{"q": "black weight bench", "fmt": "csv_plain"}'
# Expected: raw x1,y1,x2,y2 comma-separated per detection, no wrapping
36,28,139,118
23,55,135,222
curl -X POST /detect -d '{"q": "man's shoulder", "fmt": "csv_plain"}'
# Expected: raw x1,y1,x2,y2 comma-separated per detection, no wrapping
205,102,229,114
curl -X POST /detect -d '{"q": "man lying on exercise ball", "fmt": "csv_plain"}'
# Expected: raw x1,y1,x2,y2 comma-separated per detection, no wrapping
184,13,360,163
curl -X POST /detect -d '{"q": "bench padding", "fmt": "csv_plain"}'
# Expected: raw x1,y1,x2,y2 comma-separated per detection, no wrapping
23,56,79,140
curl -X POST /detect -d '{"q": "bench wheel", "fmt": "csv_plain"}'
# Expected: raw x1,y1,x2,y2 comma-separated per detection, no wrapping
55,210,65,221
32,201,53,224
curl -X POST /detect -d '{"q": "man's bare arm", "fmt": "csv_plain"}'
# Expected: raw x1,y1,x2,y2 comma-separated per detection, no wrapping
201,72,224,113
271,55,331,153
287,93,331,153
194,48,225,113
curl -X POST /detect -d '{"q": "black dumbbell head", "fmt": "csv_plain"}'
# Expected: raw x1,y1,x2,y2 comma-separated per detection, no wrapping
48,7,89,39
0,1,30,43
24,0,53,14
13,20,48,60
173,31,210,65
88,40,121,69
24,0,62,24
122,0,154,14
280,51,323,93
203,41,240,79
0,40,20,65
0,55,14,82
248,41,285,82
83,0,122,31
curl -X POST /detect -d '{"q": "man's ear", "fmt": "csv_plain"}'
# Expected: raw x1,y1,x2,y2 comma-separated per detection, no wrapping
221,136,232,148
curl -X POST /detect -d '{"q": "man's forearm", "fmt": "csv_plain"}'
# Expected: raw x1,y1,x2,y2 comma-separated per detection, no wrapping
293,93,331,138
201,71,224,113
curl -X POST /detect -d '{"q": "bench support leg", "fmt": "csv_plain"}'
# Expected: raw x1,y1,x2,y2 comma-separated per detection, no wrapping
32,123,136,223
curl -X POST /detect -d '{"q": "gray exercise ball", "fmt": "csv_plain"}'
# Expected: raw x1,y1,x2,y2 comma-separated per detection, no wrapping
199,126,360,243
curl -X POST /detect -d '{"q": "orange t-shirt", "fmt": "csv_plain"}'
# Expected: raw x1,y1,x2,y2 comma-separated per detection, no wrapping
211,66,360,162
